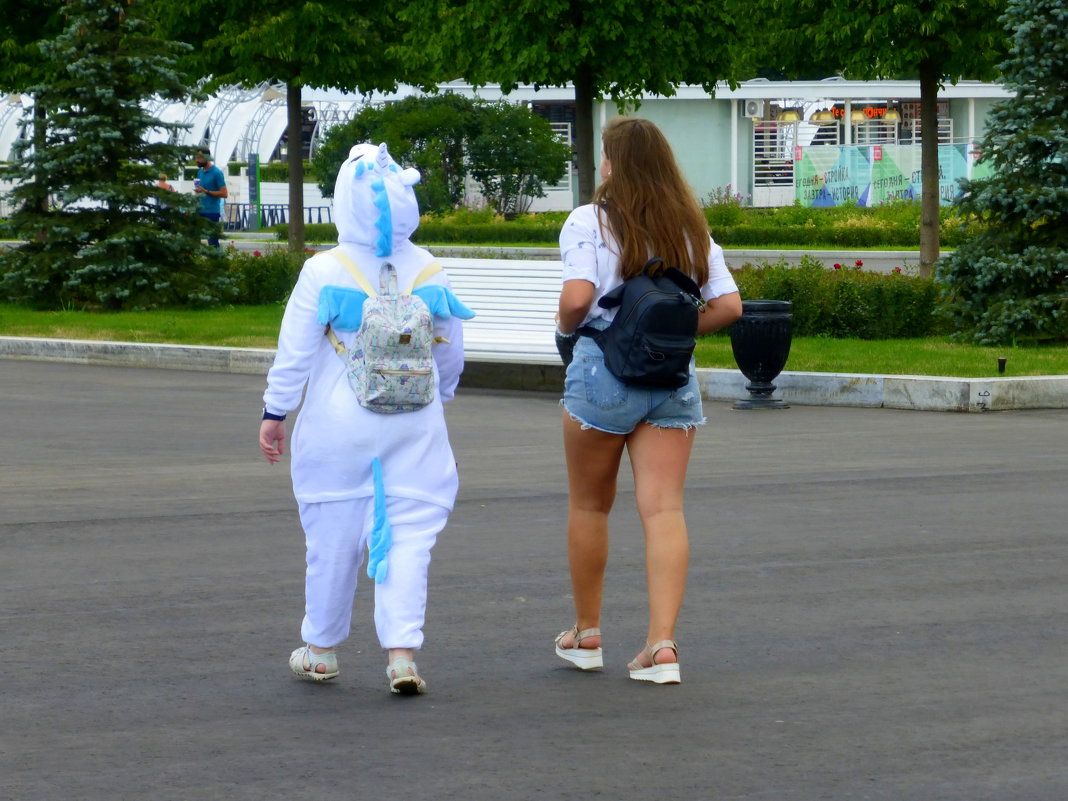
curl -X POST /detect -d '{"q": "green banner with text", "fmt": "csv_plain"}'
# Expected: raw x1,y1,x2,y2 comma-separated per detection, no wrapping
795,144,992,207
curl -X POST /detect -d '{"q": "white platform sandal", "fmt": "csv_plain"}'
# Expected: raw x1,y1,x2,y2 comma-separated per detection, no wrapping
554,625,603,670
289,645,339,681
627,640,680,684
387,656,427,695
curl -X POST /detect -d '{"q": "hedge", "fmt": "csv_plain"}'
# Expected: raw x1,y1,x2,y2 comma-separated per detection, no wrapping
730,256,947,339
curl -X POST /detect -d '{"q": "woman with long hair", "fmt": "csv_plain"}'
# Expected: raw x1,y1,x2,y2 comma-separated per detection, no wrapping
554,117,742,684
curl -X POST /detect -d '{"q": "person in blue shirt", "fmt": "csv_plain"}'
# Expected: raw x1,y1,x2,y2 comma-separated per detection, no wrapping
194,149,228,247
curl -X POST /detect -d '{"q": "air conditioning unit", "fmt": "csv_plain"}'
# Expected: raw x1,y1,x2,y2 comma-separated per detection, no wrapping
744,99,765,119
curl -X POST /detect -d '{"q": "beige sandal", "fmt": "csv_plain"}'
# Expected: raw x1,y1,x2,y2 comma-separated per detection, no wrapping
554,625,603,670
627,640,680,684
387,656,427,695
289,645,339,681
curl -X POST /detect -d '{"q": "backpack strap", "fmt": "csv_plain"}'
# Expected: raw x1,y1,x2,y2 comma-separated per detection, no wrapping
404,261,443,294
326,326,347,355
324,248,376,354
328,247,376,297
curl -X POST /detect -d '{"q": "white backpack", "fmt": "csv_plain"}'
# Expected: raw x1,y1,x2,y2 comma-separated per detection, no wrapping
326,249,443,414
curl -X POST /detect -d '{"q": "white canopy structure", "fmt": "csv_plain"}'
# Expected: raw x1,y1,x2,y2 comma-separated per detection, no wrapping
0,83,421,165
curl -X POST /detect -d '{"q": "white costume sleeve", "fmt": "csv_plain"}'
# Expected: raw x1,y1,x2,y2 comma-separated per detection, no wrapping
432,314,464,403
262,257,326,415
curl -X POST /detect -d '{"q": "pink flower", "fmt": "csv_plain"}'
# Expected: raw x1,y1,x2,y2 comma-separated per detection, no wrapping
833,263,842,270
253,250,262,257
855,259,864,267
894,266,902,274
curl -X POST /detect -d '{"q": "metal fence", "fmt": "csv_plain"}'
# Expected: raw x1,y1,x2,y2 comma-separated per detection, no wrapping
224,203,333,231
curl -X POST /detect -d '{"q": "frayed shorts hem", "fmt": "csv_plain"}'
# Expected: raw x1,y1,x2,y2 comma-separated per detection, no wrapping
562,402,706,435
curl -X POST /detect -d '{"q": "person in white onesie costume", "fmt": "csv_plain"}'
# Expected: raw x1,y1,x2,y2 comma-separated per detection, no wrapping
258,143,473,695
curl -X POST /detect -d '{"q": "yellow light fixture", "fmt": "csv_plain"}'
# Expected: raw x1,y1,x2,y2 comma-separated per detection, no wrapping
779,109,801,122
884,108,901,122
810,109,835,123
850,109,868,124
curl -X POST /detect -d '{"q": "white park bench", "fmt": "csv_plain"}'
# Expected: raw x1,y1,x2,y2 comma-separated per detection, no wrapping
437,257,564,365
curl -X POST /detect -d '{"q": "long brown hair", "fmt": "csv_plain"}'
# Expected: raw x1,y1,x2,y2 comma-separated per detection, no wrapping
593,117,710,285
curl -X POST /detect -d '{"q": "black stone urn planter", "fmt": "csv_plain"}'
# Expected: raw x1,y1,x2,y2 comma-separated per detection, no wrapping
729,299,793,410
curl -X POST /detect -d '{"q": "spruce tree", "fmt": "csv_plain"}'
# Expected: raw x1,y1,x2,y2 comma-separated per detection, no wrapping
937,0,1068,344
0,0,230,309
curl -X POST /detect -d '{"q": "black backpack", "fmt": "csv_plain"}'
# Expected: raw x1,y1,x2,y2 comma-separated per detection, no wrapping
578,258,704,389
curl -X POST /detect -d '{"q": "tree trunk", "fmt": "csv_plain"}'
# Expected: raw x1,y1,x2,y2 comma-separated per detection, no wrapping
573,64,596,205
287,82,305,255
918,59,941,279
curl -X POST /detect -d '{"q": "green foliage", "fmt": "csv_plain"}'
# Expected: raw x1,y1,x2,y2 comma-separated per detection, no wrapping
415,223,562,245
937,0,1068,344
756,0,1007,83
225,246,304,305
0,0,226,310
0,3,64,93
707,201,972,248
266,205,969,249
400,0,746,201
703,185,749,227
313,94,478,213
311,95,569,215
465,102,570,214
731,256,945,338
256,160,316,184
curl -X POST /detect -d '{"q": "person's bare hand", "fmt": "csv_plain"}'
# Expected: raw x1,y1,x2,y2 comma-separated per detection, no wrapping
259,419,286,464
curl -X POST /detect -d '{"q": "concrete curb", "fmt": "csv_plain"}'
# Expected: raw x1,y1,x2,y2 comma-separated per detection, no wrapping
2,335,1066,412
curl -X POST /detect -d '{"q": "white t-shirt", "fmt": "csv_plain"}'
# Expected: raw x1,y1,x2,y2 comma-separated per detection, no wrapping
559,203,739,324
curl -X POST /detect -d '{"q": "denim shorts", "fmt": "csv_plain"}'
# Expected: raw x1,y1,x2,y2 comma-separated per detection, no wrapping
562,321,706,435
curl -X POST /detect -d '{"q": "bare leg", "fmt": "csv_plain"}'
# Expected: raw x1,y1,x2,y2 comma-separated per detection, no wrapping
560,411,626,649
626,423,695,665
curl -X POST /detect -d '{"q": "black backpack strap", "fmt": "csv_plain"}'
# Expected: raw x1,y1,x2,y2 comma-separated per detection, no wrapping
661,266,701,298
596,282,627,309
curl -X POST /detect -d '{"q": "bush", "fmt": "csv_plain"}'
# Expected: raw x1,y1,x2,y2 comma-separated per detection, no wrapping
311,95,570,214
703,201,971,249
270,222,337,242
730,256,945,339
225,246,305,305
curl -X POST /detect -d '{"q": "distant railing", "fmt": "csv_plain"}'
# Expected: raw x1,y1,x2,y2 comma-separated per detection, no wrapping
224,203,333,231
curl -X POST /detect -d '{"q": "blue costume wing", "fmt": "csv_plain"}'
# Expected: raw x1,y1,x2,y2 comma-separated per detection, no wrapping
318,284,474,331
411,285,476,320
318,285,370,330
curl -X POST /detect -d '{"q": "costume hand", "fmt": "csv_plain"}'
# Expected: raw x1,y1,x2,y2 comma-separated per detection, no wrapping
259,419,286,464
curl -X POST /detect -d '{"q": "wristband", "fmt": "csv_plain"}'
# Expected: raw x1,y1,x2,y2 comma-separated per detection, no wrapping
262,408,286,421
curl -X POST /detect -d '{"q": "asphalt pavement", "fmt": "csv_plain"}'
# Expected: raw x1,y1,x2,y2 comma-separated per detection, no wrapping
2,359,1066,801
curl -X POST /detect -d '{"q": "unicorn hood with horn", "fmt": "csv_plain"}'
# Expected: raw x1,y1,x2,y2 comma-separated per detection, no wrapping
333,142,423,256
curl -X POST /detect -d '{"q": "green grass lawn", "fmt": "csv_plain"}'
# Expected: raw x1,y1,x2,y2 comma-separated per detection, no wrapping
2,303,1066,377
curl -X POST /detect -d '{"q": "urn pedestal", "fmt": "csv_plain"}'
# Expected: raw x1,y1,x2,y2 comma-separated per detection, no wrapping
729,299,793,410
